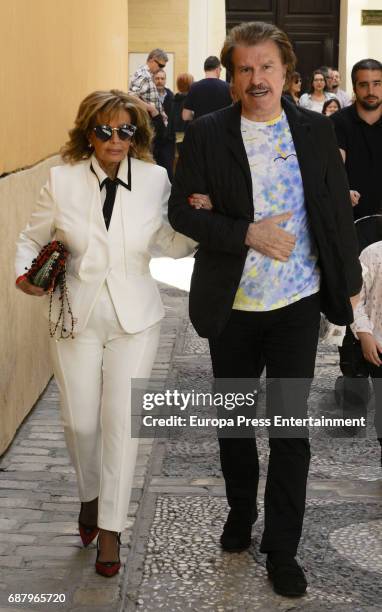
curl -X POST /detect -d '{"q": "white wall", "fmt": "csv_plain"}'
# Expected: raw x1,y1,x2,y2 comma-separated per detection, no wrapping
188,0,226,81
340,0,382,92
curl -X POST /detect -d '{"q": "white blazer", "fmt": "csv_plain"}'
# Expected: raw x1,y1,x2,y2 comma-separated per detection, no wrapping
15,156,196,335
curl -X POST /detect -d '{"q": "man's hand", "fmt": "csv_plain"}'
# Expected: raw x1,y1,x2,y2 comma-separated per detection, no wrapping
358,332,382,366
350,190,360,207
245,212,296,261
188,193,213,210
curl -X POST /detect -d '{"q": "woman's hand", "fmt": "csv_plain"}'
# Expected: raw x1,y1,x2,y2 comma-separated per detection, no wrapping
16,278,48,297
358,332,382,366
188,193,213,210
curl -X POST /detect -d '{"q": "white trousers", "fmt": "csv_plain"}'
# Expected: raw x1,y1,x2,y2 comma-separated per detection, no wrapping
50,283,161,531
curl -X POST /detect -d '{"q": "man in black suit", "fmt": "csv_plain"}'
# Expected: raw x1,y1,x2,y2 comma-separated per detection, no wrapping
153,69,175,181
182,55,232,122
169,21,362,597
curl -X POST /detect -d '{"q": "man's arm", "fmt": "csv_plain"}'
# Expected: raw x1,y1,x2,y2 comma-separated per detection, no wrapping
129,73,150,98
169,121,296,259
168,122,250,255
128,93,159,116
129,71,164,117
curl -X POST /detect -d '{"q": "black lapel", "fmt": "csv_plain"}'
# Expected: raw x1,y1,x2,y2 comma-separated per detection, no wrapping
225,102,253,211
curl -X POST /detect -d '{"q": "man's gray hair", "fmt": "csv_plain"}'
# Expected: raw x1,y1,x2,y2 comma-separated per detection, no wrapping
147,48,168,63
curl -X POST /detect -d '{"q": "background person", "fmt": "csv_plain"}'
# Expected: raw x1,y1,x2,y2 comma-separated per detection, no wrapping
14,90,201,578
330,58,382,423
168,72,194,156
283,70,301,104
330,58,382,217
129,48,169,121
351,240,382,463
182,55,232,122
328,69,352,107
129,48,169,158
299,69,336,112
322,97,341,116
169,21,361,598
153,69,175,180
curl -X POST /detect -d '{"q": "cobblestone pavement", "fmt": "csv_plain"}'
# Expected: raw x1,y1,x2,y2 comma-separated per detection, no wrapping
0,285,180,612
1,286,382,611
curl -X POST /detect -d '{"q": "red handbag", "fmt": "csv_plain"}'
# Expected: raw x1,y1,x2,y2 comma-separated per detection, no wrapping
22,241,74,339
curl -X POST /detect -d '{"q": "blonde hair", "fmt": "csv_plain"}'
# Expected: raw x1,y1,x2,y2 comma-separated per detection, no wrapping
61,89,154,163
221,21,296,81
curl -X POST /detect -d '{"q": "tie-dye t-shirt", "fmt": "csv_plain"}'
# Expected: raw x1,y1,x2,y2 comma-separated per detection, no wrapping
233,112,320,311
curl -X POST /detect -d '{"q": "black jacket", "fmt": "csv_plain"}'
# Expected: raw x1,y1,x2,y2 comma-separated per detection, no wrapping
168,97,362,338
154,88,175,144
168,92,188,135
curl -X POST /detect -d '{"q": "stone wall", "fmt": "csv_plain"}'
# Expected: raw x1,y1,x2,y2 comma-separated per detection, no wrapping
0,156,61,454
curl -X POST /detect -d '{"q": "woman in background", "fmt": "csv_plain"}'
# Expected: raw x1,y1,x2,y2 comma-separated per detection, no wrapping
283,71,302,105
168,72,194,157
299,69,336,112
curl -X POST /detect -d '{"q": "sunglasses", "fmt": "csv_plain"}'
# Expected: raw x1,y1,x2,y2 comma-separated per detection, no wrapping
155,59,166,69
93,124,137,141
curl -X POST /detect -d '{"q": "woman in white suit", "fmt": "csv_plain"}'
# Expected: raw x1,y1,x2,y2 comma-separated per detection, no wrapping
15,90,207,576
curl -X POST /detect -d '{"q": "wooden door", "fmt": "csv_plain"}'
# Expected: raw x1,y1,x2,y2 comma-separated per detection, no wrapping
226,0,340,91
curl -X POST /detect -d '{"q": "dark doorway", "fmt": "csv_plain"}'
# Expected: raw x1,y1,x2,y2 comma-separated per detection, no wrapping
225,0,340,91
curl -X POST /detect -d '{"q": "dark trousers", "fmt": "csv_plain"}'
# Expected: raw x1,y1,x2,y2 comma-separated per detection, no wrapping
208,293,321,555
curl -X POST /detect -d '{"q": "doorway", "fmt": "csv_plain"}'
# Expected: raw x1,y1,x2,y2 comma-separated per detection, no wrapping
226,0,340,91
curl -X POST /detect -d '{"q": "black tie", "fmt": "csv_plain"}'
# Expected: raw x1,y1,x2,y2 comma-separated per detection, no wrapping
103,178,118,230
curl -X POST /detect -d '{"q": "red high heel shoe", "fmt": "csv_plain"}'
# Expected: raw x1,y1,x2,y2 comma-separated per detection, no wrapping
95,532,121,577
78,502,99,547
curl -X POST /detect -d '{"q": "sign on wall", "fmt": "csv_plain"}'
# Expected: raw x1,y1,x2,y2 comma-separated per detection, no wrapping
361,10,382,25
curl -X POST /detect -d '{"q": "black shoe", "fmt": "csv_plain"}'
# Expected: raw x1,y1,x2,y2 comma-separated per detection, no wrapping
266,554,307,597
220,509,256,553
